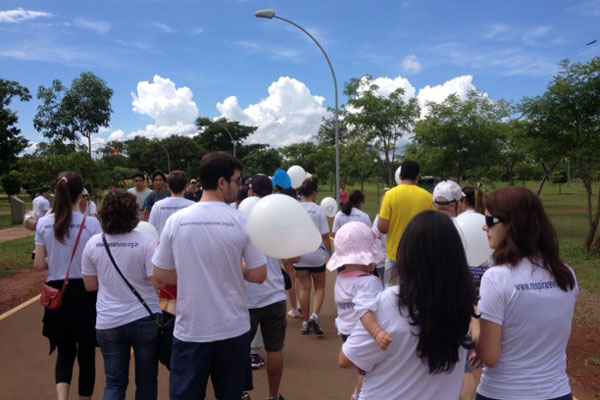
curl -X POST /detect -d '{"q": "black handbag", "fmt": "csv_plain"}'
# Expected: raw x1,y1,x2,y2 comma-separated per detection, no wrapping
102,235,174,369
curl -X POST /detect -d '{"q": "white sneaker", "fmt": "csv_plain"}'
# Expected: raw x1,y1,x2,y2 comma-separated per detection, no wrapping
287,308,302,319
310,313,320,323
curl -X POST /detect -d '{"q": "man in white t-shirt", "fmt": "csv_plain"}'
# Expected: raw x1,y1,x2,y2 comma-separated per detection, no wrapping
149,170,194,235
32,188,51,220
152,152,267,400
128,173,152,219
433,180,464,218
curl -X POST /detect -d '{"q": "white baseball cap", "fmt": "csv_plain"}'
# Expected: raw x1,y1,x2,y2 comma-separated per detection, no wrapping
433,180,464,204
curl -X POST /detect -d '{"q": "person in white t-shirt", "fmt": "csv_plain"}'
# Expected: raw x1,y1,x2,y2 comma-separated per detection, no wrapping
152,151,267,400
82,190,161,400
340,211,477,400
475,187,578,400
149,170,194,236
243,174,290,400
33,188,51,220
128,173,152,219
294,178,332,336
79,188,97,217
330,221,390,400
433,180,464,218
34,172,102,400
332,190,372,235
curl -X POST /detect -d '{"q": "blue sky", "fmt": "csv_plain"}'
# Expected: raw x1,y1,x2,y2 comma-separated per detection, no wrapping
1,0,599,150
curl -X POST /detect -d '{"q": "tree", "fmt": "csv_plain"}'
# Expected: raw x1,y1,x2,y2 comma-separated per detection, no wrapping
1,171,21,195
0,79,31,173
521,58,600,251
242,147,283,176
317,112,348,146
344,76,420,184
34,73,113,157
411,91,512,182
195,117,257,156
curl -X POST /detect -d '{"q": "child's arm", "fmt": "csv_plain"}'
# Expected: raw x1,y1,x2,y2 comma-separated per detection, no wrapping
360,311,392,351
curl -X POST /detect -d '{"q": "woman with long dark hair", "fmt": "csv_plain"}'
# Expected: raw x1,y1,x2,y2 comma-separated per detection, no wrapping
332,190,371,235
339,211,476,399
294,178,332,336
475,187,578,400
34,172,102,400
82,190,161,400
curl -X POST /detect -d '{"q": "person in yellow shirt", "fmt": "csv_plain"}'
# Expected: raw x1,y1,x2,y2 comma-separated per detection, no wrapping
377,161,433,285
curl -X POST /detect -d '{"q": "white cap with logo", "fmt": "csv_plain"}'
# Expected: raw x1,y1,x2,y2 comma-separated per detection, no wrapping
433,180,465,204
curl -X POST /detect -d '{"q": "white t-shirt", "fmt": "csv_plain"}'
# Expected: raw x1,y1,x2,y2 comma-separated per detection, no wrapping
35,212,102,281
333,208,372,233
296,202,330,267
343,287,467,400
148,196,195,235
128,187,152,213
372,216,387,268
246,256,287,309
86,201,97,217
335,272,383,335
81,231,161,330
32,195,50,219
478,258,579,399
152,202,266,343
454,209,493,267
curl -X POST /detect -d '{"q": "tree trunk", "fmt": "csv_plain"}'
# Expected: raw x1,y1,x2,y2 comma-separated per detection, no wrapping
88,134,92,158
537,160,560,196
586,179,600,252
582,177,596,251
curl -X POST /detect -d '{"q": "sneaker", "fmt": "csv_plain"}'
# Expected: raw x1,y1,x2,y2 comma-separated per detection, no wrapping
310,313,320,324
301,320,311,335
287,308,302,319
310,318,324,336
241,392,251,400
251,353,265,369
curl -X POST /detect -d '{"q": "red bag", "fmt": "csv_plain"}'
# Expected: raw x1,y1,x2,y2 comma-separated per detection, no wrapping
40,215,87,311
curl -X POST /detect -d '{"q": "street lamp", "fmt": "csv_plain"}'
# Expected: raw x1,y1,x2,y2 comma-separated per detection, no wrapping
219,122,237,158
255,9,341,202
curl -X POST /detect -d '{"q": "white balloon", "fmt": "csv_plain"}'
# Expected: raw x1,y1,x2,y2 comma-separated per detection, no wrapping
395,166,402,185
455,213,493,266
320,197,338,218
247,194,321,259
305,172,313,180
134,221,159,242
287,165,306,189
238,196,260,218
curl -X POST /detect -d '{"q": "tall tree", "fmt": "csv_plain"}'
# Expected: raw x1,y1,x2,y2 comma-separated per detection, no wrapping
34,73,113,157
242,147,283,176
0,79,31,173
195,117,256,156
344,76,420,184
411,91,512,182
521,57,600,251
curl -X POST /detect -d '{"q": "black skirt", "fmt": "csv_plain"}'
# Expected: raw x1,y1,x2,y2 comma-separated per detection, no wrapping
42,279,97,354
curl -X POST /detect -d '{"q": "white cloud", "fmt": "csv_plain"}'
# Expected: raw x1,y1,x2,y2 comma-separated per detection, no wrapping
417,75,478,114
358,75,417,99
484,23,511,40
568,0,600,16
74,17,111,34
0,8,52,23
217,76,329,146
522,26,552,46
401,54,422,74
152,22,175,33
108,129,126,142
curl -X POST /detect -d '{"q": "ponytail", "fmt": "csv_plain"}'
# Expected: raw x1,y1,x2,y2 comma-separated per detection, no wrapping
52,172,84,243
342,190,365,215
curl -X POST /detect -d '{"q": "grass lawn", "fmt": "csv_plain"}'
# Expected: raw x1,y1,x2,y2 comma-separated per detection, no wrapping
0,194,32,229
0,236,32,278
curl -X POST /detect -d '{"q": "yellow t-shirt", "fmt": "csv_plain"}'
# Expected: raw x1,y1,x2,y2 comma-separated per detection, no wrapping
379,184,434,261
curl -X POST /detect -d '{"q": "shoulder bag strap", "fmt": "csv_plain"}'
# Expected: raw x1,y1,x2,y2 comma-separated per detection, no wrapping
101,234,154,318
63,213,88,286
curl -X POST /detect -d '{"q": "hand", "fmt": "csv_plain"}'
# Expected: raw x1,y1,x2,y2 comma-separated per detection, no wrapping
375,330,392,351
468,350,484,369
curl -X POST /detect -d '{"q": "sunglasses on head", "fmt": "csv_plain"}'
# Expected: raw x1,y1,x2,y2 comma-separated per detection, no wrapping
485,215,502,228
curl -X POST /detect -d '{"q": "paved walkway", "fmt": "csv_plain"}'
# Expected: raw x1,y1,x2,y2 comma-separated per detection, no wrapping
0,226,33,243
0,273,355,399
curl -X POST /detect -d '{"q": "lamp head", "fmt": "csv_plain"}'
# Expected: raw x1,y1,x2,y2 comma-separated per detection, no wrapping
255,9,276,19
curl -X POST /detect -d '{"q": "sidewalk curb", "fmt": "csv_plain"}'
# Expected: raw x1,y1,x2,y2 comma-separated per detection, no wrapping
0,295,40,321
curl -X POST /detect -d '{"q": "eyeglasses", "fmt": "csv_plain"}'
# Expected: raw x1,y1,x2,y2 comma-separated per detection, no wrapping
485,215,502,228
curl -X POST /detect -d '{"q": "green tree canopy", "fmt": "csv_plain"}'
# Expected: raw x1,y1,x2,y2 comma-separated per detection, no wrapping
0,79,31,173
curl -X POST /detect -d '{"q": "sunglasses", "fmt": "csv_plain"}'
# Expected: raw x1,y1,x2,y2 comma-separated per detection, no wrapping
485,215,502,228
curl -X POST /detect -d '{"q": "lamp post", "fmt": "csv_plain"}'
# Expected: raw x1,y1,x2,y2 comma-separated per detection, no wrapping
219,123,237,158
255,9,340,202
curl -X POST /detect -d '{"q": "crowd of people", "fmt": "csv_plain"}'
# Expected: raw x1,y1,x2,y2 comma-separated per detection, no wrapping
31,153,579,400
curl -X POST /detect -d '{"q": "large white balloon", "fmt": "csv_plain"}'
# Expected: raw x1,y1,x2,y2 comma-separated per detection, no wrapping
134,221,159,242
238,196,260,218
320,197,338,218
247,194,321,259
455,213,493,266
395,166,402,185
287,165,306,189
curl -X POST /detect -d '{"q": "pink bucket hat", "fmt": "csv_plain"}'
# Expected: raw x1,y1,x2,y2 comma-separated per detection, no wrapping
326,221,386,272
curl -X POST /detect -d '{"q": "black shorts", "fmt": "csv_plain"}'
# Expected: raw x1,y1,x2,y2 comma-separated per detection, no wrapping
249,301,287,352
340,334,349,343
294,265,326,273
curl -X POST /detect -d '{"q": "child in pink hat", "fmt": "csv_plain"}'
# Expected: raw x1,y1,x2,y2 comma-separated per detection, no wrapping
328,221,392,400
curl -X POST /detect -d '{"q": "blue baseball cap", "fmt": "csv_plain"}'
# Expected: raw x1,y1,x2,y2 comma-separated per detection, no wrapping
272,168,292,190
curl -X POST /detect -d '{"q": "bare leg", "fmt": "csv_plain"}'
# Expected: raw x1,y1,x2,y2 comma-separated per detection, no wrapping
296,271,311,321
266,351,283,398
286,265,299,310
312,272,326,316
56,383,70,400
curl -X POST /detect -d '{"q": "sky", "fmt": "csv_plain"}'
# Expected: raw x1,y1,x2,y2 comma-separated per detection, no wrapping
1,0,599,152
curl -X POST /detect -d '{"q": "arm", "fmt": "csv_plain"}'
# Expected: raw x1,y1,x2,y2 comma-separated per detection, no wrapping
322,234,332,252
243,264,267,283
34,245,48,270
83,276,98,292
475,319,502,368
338,349,355,368
378,217,390,234
153,266,177,287
360,311,392,350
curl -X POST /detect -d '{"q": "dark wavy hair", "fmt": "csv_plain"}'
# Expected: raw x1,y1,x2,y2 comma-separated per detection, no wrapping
396,210,477,373
99,190,139,234
298,178,318,198
462,186,484,214
484,187,575,291
52,171,84,243
341,190,365,215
